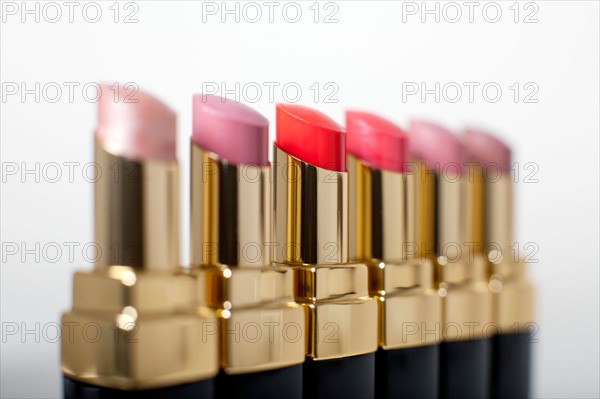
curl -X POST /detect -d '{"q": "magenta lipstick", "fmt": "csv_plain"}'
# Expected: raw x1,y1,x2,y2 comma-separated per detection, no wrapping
346,111,442,399
189,95,305,399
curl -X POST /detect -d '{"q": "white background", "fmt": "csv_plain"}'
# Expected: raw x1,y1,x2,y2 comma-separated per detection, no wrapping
1,1,598,398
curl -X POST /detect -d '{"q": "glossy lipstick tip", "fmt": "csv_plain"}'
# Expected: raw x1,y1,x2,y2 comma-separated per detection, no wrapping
462,128,511,173
276,104,346,171
96,84,176,161
346,111,407,173
192,94,269,166
408,120,462,173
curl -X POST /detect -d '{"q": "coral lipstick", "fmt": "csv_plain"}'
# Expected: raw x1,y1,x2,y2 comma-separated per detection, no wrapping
408,120,492,399
62,85,219,398
276,104,346,171
346,112,442,399
463,129,534,399
190,95,305,399
273,104,378,399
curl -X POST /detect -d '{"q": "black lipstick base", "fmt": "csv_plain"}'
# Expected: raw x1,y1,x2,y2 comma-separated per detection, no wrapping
303,353,375,399
439,337,491,399
375,344,439,399
63,376,214,399
491,331,532,399
216,364,303,399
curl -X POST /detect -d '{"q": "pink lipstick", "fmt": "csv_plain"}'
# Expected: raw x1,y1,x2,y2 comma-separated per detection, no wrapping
463,128,534,399
273,104,378,399
408,120,492,399
190,95,305,398
347,111,442,399
62,85,219,398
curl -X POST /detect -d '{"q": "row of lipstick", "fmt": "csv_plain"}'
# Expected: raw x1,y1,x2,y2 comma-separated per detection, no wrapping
61,85,534,399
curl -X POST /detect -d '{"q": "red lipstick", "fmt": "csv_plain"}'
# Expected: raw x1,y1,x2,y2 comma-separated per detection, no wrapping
347,111,442,399
276,103,346,171
273,104,378,399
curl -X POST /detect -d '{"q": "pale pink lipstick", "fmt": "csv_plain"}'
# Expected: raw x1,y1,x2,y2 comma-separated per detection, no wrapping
192,94,269,166
408,120,462,172
463,129,511,173
96,84,176,161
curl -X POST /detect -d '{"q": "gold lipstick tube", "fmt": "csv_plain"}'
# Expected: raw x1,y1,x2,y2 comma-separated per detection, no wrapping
189,144,305,378
348,155,441,351
61,141,219,391
482,174,534,332
416,160,492,399
349,155,441,398
273,146,377,397
413,161,492,341
480,171,534,399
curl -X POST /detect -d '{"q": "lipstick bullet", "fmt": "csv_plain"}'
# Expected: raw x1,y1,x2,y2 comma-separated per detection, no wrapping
273,104,378,399
463,129,534,399
346,111,442,399
408,121,493,399
61,85,219,398
189,95,305,399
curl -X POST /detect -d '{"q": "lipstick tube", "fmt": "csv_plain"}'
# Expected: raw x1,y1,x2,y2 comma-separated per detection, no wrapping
463,130,534,399
408,121,492,399
189,95,305,398
273,104,378,399
61,86,219,398
346,112,442,398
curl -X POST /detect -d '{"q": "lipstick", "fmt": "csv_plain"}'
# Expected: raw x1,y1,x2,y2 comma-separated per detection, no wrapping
273,104,378,399
463,129,534,399
189,95,305,398
346,111,442,398
61,85,219,398
408,121,492,399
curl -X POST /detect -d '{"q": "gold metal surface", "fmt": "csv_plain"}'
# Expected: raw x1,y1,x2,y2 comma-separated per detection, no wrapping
412,161,436,257
348,156,441,349
273,146,348,265
62,141,218,390
190,145,305,373
62,267,219,390
436,256,492,340
348,155,418,263
489,260,534,331
190,145,270,267
410,159,492,341
463,164,486,253
369,259,441,349
273,147,377,361
94,143,179,272
289,263,377,360
190,265,305,374
487,175,513,255
483,175,534,330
